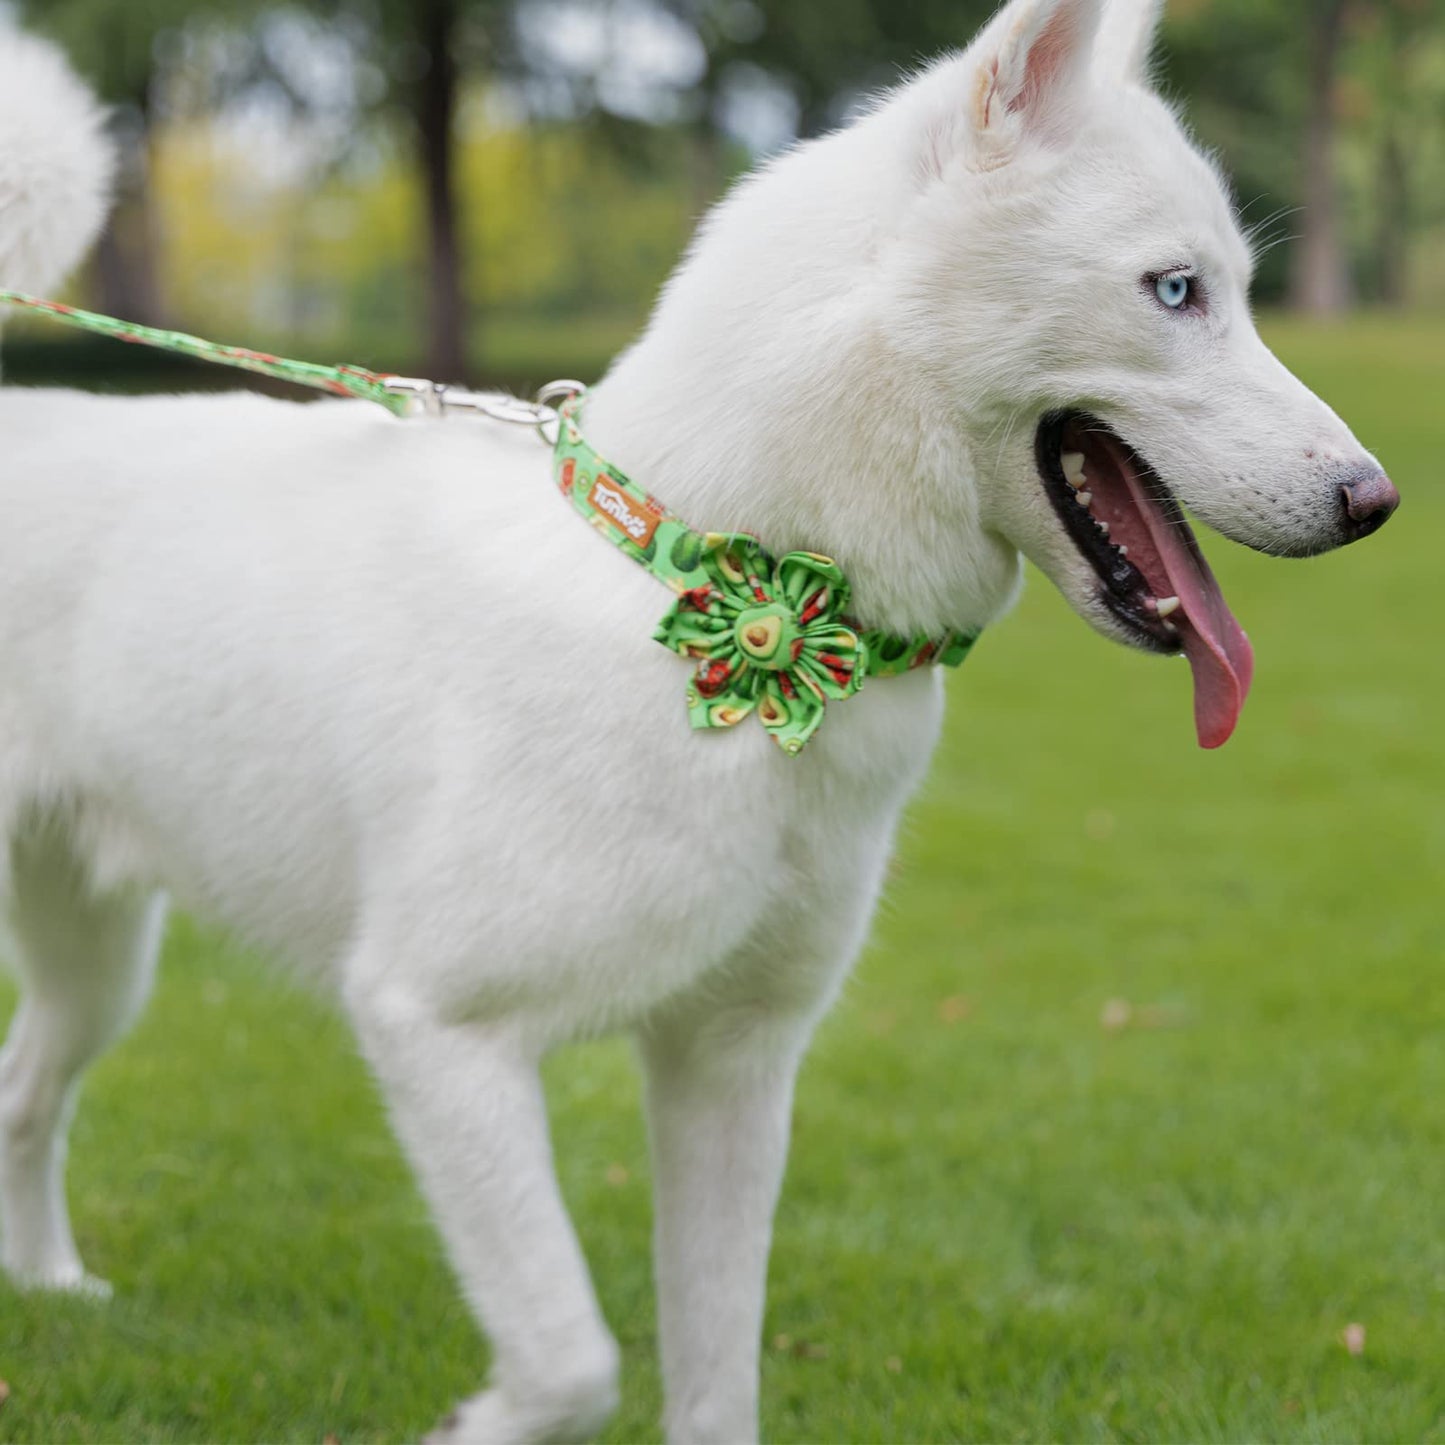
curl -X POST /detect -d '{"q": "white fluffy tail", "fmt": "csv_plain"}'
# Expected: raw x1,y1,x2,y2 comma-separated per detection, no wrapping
0,28,113,298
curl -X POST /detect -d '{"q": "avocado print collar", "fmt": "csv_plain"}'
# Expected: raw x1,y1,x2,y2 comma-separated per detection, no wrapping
552,399,979,755
0,291,980,756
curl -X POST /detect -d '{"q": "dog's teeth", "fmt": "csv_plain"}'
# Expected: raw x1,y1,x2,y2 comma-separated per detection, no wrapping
1117,545,1129,557
1076,491,1092,508
1156,596,1181,618
1061,451,1087,486
1096,520,1110,536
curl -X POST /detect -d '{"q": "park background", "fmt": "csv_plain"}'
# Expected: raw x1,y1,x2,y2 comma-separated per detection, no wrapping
1,1,1444,1442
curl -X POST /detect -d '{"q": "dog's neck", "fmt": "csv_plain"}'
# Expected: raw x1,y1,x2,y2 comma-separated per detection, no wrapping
580,126,1021,640
582,362,996,640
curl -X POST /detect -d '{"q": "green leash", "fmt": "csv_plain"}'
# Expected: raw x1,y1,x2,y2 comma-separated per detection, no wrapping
0,290,415,414
0,289,978,755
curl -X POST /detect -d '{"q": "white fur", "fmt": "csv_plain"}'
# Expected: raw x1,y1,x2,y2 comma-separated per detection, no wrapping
0,3,1388,1441
0,28,112,303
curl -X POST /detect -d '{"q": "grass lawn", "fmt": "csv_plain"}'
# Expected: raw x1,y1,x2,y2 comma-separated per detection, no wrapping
2,314,1443,1443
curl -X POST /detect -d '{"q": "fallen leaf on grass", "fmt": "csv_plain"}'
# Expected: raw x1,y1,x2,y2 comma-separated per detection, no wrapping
605,1163,629,1187
1342,1322,1366,1356
0,1379,10,1409
1100,999,1133,1032
770,1333,828,1359
884,1356,903,1374
938,996,972,1025
1100,999,1190,1032
1137,1003,1189,1030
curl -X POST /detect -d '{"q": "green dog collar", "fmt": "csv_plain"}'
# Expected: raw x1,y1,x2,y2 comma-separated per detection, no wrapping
0,291,980,756
552,399,978,755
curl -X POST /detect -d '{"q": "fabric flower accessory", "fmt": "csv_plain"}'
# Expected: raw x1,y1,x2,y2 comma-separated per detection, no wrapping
652,534,866,754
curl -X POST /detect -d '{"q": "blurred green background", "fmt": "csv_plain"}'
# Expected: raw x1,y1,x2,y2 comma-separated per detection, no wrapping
1,2,1444,1443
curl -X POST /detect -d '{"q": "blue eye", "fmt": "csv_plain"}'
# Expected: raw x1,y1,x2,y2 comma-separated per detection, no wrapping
1155,272,1192,310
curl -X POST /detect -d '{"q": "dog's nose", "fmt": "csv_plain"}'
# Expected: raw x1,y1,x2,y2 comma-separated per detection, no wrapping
1339,469,1400,542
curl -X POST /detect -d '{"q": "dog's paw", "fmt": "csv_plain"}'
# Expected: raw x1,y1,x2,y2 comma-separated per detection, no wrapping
422,1393,507,1445
59,1270,114,1301
422,1378,613,1445
5,1263,112,1300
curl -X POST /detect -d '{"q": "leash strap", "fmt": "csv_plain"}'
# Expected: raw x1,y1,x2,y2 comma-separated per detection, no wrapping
0,289,415,415
2,290,979,755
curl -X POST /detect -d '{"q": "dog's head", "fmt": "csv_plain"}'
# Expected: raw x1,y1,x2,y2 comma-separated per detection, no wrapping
881,0,1397,748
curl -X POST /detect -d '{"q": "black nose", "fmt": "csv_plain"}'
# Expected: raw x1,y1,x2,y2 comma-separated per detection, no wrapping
1339,470,1400,542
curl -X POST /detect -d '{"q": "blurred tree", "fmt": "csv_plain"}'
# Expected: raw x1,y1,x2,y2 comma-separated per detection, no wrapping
23,0,513,376
1296,0,1353,313
350,0,513,379
1153,0,1343,309
661,0,995,137
416,0,466,377
683,0,1445,314
21,0,1445,368
1345,0,1445,304
1158,0,1445,311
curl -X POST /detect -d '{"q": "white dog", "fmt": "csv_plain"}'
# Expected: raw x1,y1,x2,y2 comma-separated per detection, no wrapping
0,1,1398,1440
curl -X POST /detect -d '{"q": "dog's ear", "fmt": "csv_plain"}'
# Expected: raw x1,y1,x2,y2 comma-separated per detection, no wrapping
1094,0,1165,85
921,0,1108,175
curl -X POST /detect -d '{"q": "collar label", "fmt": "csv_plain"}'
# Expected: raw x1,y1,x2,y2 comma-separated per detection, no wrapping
590,473,660,547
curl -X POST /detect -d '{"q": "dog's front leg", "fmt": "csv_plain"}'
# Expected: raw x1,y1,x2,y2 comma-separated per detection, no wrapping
345,980,618,1445
638,1006,815,1445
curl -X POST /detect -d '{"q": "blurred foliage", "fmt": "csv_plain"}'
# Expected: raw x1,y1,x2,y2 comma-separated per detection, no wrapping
1161,0,1445,304
8,0,1445,380
148,116,702,340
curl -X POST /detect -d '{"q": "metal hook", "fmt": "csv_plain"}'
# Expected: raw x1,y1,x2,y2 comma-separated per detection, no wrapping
533,379,587,446
382,375,587,446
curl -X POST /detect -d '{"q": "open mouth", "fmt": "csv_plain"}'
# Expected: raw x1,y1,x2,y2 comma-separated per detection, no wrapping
1035,410,1255,749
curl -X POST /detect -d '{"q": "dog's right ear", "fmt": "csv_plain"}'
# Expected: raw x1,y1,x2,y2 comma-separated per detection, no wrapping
918,0,1107,176
1094,0,1165,85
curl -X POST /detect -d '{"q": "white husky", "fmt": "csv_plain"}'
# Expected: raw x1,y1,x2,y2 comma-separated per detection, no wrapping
0,1,1398,1440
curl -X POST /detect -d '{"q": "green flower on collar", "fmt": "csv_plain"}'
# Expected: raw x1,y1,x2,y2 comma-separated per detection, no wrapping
652,533,866,754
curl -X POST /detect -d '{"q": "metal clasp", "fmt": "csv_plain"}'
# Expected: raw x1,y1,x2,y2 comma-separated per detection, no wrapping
380,374,446,419
382,375,587,445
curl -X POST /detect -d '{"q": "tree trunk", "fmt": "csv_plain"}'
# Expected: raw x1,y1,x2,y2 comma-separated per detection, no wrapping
1375,123,1408,306
417,0,468,380
1290,0,1351,315
95,84,166,325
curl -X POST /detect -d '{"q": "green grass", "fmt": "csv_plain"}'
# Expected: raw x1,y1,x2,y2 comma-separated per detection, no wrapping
2,314,1444,1443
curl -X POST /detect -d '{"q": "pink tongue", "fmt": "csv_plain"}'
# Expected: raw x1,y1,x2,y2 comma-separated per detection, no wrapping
1116,460,1255,750
1173,581,1255,750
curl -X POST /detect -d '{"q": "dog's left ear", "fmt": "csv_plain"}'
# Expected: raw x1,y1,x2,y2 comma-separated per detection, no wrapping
1094,0,1165,85
920,0,1108,175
